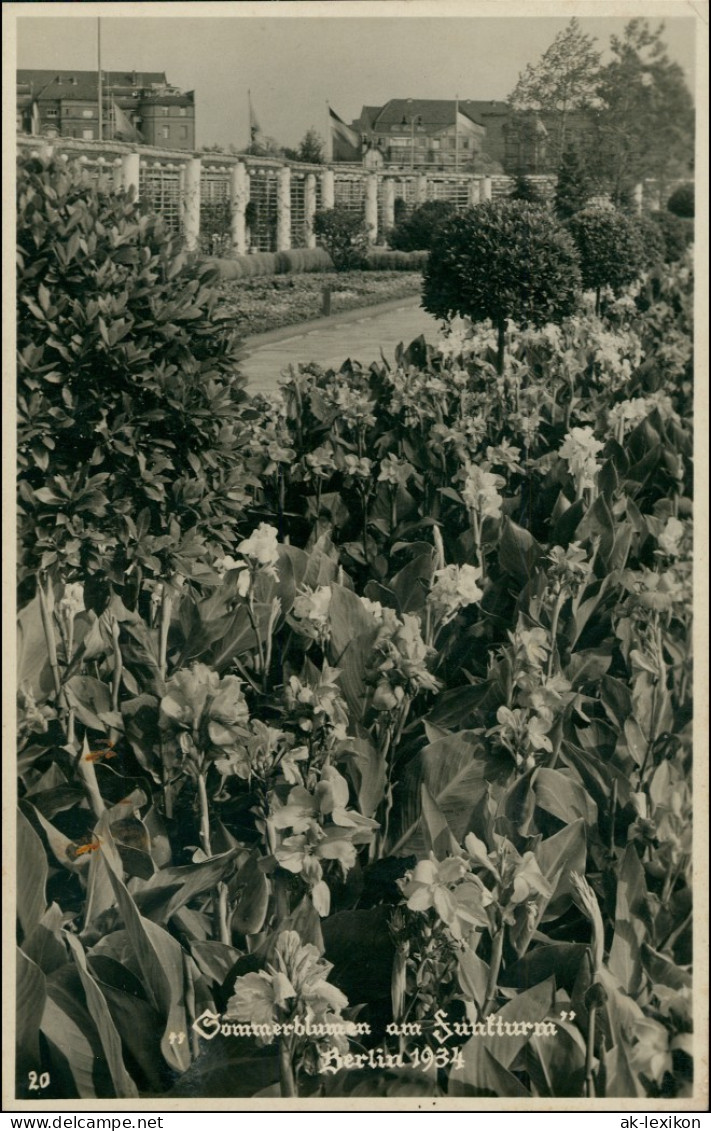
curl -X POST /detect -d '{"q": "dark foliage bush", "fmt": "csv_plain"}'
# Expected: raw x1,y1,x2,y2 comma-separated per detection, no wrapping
365,249,428,271
16,154,248,588
313,206,371,270
422,200,581,372
650,211,695,263
567,206,646,312
388,200,457,251
666,182,694,218
554,144,593,220
633,213,667,270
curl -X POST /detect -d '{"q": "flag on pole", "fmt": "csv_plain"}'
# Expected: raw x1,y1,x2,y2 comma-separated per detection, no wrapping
328,105,362,162
248,90,265,151
112,98,141,142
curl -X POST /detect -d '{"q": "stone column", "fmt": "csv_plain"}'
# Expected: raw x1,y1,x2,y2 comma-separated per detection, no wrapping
182,156,201,252
304,173,317,248
320,167,335,209
276,166,291,251
416,173,428,204
364,172,378,244
382,178,396,231
121,152,141,199
481,176,492,202
469,177,481,207
230,162,249,254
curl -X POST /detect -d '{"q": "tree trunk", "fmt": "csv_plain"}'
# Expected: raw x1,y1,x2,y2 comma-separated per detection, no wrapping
496,320,506,375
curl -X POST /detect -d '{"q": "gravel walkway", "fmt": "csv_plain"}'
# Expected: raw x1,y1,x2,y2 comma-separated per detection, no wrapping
240,296,440,394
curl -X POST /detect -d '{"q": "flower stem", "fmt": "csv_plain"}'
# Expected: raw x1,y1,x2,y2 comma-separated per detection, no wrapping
216,881,230,945
278,1039,297,1097
197,771,212,857
546,591,566,679
483,927,504,1017
159,587,173,682
585,1008,597,1097
37,576,62,700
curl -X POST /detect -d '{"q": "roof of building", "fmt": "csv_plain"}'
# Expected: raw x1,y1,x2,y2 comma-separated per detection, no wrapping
17,70,168,101
360,99,488,129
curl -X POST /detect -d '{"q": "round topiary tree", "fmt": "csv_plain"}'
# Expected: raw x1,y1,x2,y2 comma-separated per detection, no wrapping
422,200,582,373
666,183,694,219
567,205,645,314
388,199,457,252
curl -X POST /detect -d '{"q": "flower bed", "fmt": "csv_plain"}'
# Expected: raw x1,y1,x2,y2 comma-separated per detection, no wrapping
212,270,423,338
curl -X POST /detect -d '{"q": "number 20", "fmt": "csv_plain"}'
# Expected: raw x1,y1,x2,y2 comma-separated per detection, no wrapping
28,1071,50,1091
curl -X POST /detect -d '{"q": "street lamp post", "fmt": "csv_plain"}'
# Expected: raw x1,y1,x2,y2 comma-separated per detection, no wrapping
401,101,421,173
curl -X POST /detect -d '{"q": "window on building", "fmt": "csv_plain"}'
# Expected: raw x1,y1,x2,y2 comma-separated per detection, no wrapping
82,128,94,140
179,125,188,140
81,109,93,118
46,108,58,118
162,107,170,116
430,139,440,150
391,136,410,147
161,125,170,139
179,107,187,117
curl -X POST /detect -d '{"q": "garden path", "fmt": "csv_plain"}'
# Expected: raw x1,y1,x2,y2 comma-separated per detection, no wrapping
240,296,439,394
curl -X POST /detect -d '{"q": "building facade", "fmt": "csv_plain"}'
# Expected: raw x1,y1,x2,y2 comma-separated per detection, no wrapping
17,70,195,149
356,100,488,173
349,98,591,175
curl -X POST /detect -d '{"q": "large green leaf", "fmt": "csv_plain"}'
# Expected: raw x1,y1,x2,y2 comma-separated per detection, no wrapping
498,517,542,584
391,550,435,614
17,594,55,701
532,767,597,826
41,967,112,1099
449,1044,530,1097
328,582,379,661
21,903,67,976
134,848,240,924
528,1019,586,1098
17,808,48,944
609,844,647,996
388,733,506,856
65,932,138,1097
419,784,460,859
102,850,191,1073
16,947,47,1080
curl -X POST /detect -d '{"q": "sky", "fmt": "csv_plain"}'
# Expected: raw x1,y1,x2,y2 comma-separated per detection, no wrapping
14,5,699,151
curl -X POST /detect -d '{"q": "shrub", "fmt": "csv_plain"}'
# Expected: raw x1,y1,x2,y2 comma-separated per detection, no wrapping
650,211,695,263
667,182,694,218
16,154,248,588
388,200,457,251
313,206,371,270
422,200,581,372
554,144,593,220
202,248,334,280
365,248,428,271
509,175,546,205
567,206,646,312
634,213,667,269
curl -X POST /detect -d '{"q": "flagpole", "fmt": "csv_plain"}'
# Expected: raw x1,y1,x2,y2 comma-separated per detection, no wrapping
326,101,333,164
97,18,103,141
454,93,459,173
